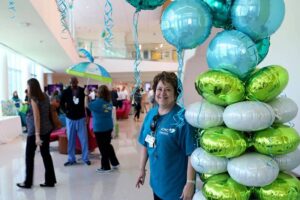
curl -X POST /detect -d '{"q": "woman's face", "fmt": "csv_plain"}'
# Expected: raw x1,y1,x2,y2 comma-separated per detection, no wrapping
155,80,176,109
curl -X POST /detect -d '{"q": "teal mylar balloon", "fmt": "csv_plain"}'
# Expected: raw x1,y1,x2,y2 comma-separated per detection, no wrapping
202,0,234,29
246,65,289,102
256,37,270,64
203,174,251,200
253,124,300,155
207,30,258,80
126,0,166,10
255,172,300,200
199,126,247,158
231,0,285,41
195,70,245,106
161,0,212,49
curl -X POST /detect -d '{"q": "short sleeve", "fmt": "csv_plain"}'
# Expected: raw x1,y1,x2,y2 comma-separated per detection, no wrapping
178,122,197,156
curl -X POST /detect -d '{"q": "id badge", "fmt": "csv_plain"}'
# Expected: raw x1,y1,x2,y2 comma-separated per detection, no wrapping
145,134,155,148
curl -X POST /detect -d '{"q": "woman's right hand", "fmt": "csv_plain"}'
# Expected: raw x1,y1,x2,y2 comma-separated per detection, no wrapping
135,169,146,188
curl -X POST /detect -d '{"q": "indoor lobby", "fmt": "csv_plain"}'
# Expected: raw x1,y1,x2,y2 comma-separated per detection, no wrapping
1,0,300,200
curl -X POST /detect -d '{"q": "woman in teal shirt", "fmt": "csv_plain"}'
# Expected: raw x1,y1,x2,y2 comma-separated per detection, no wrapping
85,85,119,173
136,72,197,200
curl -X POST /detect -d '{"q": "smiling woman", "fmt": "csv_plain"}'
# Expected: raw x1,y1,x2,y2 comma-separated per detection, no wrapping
136,71,197,200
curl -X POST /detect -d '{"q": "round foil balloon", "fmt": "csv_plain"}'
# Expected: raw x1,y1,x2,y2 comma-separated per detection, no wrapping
185,101,224,129
207,30,258,80
268,97,298,123
126,0,166,10
195,70,245,106
256,37,270,64
223,101,275,131
202,0,233,29
255,172,300,200
253,124,300,155
161,0,212,49
227,153,279,187
191,148,228,174
273,148,300,171
246,65,289,102
199,126,247,158
231,0,285,41
192,190,207,200
203,174,251,200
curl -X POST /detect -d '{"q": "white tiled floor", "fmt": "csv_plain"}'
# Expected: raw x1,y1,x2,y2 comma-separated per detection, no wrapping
0,114,153,200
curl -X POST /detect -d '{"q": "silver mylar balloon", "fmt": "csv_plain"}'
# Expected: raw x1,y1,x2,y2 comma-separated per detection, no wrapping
185,101,224,129
273,148,300,171
231,0,285,41
223,101,275,131
161,0,212,49
193,190,207,200
227,153,279,187
268,97,298,123
191,148,228,174
207,30,258,80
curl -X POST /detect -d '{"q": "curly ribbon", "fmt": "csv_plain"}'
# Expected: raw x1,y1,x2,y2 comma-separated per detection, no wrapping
103,0,114,49
78,48,94,63
131,10,142,96
56,0,69,38
173,49,185,127
8,0,16,19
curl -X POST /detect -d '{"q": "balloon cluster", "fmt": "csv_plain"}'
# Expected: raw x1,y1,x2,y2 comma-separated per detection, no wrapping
182,0,300,199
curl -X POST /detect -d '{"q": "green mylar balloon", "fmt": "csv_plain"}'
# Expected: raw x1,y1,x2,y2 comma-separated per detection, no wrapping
253,124,300,155
199,173,214,182
126,0,166,10
202,0,234,29
246,65,289,102
199,126,248,158
203,173,251,200
256,37,270,64
195,70,245,106
255,172,300,200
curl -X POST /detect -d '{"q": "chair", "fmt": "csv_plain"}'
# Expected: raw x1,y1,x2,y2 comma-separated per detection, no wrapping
50,127,66,142
75,116,97,152
116,100,131,119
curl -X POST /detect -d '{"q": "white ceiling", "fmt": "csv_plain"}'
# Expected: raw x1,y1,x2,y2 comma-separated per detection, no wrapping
0,0,172,74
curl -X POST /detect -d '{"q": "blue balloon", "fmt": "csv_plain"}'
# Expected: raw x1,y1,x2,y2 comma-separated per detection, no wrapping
231,0,285,41
207,30,258,80
161,0,212,49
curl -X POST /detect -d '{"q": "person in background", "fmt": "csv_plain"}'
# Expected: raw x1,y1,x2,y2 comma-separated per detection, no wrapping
50,96,62,130
147,87,155,108
111,87,118,108
12,91,21,108
141,88,148,114
60,76,91,166
24,89,29,103
17,78,56,189
133,88,142,122
116,87,122,109
135,71,196,200
84,85,120,173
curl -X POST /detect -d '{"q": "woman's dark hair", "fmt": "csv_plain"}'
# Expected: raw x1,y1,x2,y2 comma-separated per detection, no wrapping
152,71,180,98
27,78,45,102
98,85,111,102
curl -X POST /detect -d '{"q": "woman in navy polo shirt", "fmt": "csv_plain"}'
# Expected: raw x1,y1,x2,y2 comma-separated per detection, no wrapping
136,72,197,200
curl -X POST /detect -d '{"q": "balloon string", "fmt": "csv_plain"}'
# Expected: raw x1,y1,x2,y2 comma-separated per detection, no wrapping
78,49,94,63
8,0,16,19
104,0,113,49
173,49,185,127
131,10,142,96
56,0,70,39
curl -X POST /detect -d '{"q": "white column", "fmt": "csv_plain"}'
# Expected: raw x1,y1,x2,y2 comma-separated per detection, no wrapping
47,73,53,84
0,50,9,116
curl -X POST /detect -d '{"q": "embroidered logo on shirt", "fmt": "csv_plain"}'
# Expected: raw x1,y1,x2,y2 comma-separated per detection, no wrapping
160,128,176,135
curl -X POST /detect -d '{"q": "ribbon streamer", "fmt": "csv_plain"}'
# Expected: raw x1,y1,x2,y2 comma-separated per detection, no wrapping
56,0,70,38
103,0,114,49
173,49,185,127
131,10,142,96
8,0,16,18
78,48,94,63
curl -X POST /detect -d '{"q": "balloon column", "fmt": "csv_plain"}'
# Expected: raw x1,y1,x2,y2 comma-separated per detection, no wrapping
183,0,300,199
126,0,167,95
